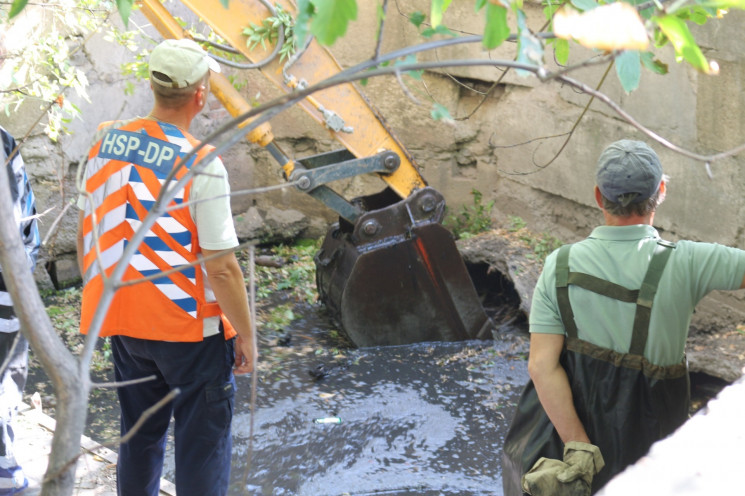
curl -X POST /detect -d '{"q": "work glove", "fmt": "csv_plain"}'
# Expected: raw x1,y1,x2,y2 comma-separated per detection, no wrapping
521,457,588,496
557,441,605,488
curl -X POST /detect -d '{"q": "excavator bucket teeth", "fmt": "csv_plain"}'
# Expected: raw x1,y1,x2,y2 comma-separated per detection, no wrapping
315,187,494,347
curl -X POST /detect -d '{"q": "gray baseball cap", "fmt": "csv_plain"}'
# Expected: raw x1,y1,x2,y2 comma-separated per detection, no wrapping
149,39,221,89
596,140,663,206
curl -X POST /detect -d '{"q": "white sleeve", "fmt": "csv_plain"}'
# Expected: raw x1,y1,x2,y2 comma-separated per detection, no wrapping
190,157,239,251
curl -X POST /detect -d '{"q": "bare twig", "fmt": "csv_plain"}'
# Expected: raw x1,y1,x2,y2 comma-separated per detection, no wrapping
494,59,616,176
243,245,259,490
0,332,22,380
91,374,157,389
114,240,256,289
490,131,572,150
118,388,180,445
533,60,615,170
165,180,302,213
556,71,745,164
41,388,180,485
41,201,73,248
19,206,55,225
373,0,389,62
394,68,422,105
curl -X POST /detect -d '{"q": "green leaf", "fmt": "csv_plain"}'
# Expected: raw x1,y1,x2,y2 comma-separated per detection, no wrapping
8,0,28,19
421,24,456,38
220,0,229,7
570,0,598,11
409,11,426,28
543,2,561,20
295,0,315,48
395,55,423,80
483,3,509,50
431,103,452,121
698,0,745,8
654,15,709,72
311,0,358,46
376,2,385,25
554,38,569,66
615,50,641,93
640,51,668,74
475,0,488,10
430,0,453,28
116,0,133,28
679,6,714,24
431,0,445,27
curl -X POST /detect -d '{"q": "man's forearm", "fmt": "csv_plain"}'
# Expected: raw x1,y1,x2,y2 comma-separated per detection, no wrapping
528,333,591,445
202,250,253,340
531,362,591,444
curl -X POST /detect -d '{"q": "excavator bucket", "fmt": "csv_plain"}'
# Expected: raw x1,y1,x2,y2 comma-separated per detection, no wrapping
315,187,494,347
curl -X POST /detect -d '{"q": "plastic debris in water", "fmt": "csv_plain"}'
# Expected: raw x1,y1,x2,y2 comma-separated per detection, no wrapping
313,417,342,424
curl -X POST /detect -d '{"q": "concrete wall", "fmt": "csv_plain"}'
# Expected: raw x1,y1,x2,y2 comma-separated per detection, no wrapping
3,1,745,328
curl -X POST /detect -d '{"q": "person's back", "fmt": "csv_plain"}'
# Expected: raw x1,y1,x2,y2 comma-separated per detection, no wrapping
502,140,745,496
76,39,257,496
535,227,745,366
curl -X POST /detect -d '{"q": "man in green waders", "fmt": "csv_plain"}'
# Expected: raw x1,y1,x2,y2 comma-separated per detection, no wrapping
501,140,745,496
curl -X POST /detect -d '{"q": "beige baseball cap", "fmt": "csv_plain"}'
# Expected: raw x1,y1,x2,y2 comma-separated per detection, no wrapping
149,38,221,89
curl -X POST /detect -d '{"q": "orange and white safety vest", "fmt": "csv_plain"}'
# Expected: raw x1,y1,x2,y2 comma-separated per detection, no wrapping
80,119,236,342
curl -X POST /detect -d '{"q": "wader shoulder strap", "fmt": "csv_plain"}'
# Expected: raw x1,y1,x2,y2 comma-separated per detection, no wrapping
555,245,578,339
628,239,675,355
555,239,675,350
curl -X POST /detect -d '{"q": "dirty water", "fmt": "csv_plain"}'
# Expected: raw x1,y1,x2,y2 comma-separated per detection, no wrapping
159,304,530,496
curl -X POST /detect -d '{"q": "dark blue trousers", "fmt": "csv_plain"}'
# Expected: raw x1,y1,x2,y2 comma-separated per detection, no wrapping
111,332,235,496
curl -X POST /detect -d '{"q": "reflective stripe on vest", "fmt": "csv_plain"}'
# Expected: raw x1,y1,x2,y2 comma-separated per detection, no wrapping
80,119,235,342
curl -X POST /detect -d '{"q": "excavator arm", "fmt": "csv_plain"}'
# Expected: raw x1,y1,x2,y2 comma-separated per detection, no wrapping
137,0,493,346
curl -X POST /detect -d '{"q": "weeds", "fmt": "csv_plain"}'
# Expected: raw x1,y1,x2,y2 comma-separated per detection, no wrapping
39,286,112,372
507,216,526,231
507,216,563,262
261,303,296,333
249,238,320,307
446,189,494,240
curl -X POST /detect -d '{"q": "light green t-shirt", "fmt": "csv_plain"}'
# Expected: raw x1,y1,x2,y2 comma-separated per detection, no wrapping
530,224,745,366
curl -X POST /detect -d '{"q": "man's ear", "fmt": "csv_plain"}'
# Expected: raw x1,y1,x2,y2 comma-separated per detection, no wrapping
594,186,604,208
196,85,206,108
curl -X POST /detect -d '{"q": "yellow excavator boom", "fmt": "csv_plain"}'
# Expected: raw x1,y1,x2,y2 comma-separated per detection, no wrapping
136,0,493,346
139,0,426,197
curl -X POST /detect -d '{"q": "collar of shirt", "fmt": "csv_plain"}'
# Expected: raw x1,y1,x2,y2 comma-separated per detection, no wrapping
588,224,660,241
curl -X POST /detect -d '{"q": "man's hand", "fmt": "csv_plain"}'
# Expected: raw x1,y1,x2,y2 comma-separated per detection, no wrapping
522,457,589,496
201,248,256,375
557,441,605,486
528,333,591,444
234,334,257,375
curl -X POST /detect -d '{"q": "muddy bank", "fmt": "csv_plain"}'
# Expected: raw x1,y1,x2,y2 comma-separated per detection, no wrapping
459,229,745,383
